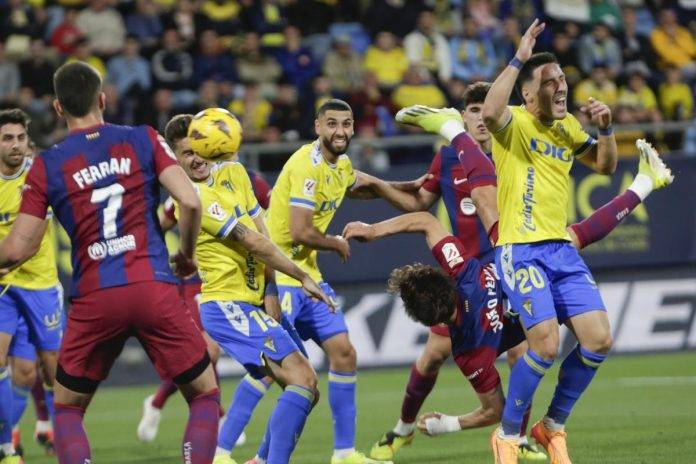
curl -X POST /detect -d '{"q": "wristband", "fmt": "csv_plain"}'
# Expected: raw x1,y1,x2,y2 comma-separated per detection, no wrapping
509,57,525,70
599,125,614,136
264,281,278,297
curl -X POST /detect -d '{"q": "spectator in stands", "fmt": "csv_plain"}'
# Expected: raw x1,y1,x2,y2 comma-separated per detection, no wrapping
350,71,394,135
17,87,55,148
618,70,661,123
573,65,618,114
51,8,83,56
103,84,133,126
450,15,497,83
196,79,222,110
151,29,193,90
161,0,205,47
67,36,106,77
274,25,320,95
200,0,241,35
0,41,20,104
193,29,236,86
392,65,446,110
323,35,364,97
496,17,522,63
19,39,57,99
404,10,452,84
551,30,582,87
0,0,45,46
660,66,694,121
126,0,164,53
239,0,286,37
578,22,623,79
363,31,409,90
590,0,621,31
651,9,696,79
268,82,301,141
76,0,126,57
364,0,423,38
354,126,390,173
228,84,273,142
107,36,152,99
446,78,467,107
499,0,544,27
613,104,646,157
466,0,500,39
140,88,176,132
236,32,282,97
285,0,333,37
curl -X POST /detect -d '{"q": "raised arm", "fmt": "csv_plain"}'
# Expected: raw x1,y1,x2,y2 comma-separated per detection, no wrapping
290,206,350,262
577,97,618,174
343,211,449,249
482,19,545,132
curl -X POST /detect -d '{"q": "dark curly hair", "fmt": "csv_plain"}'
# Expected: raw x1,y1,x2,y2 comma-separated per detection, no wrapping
164,114,193,148
463,81,491,107
387,263,457,326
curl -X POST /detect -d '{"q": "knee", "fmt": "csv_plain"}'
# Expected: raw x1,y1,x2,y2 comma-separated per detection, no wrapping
586,334,613,355
330,341,356,371
295,365,318,392
532,336,559,362
12,363,37,388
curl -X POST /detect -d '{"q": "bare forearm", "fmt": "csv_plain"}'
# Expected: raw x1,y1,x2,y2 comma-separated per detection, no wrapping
482,65,518,129
177,202,201,258
372,212,446,246
246,231,308,282
371,178,430,212
293,226,342,252
456,406,500,430
595,134,618,174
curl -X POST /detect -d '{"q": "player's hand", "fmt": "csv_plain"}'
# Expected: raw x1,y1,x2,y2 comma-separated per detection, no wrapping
300,275,336,312
170,251,198,278
342,221,376,242
395,173,433,192
264,294,282,322
580,97,612,130
416,412,460,436
333,235,351,262
515,18,545,63
417,412,442,436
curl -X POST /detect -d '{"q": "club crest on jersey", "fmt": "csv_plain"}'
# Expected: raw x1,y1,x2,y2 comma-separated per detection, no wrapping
207,202,227,221
529,138,571,162
221,180,234,192
264,336,276,352
442,242,464,268
303,178,316,197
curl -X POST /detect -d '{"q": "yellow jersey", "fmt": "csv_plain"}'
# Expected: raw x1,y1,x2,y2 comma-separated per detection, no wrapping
179,162,264,305
492,106,596,245
267,141,357,286
0,159,58,289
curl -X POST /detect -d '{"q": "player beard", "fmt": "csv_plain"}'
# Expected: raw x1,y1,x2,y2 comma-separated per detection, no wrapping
321,134,351,157
1,149,25,169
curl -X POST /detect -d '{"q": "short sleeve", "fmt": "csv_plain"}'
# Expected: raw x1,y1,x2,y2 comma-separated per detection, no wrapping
200,189,240,239
490,105,517,146
239,166,262,219
422,152,442,194
288,163,319,211
19,156,49,219
146,126,178,176
430,235,476,278
345,160,357,190
568,115,597,159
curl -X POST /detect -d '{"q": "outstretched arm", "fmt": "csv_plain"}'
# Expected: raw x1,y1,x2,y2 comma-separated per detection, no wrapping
0,214,47,271
290,206,350,262
343,211,449,248
352,171,439,211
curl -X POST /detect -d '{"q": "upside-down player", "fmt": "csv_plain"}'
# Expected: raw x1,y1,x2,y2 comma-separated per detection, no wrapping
0,108,63,464
0,62,221,464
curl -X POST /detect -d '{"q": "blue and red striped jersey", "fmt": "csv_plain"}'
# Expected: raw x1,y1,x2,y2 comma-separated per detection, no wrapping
21,123,179,297
246,168,272,210
421,145,495,264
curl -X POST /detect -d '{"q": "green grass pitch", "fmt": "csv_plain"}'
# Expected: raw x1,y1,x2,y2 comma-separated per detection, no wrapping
17,352,696,463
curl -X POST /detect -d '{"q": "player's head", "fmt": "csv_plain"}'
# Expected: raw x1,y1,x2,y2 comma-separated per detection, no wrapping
461,81,491,145
164,114,211,182
315,99,354,157
53,61,105,120
517,52,567,121
387,263,457,326
0,108,30,171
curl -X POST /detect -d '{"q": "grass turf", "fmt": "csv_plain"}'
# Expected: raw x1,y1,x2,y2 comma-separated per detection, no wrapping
17,351,696,463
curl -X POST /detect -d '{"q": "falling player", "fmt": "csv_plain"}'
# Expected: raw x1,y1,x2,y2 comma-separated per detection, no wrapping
0,62,221,464
0,108,63,464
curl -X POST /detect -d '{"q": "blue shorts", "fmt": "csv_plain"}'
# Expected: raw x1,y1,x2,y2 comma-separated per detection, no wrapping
200,300,300,379
0,285,64,351
278,282,346,345
496,241,605,329
8,316,36,361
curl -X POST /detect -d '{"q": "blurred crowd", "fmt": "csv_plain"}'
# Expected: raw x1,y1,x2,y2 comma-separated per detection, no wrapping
2,0,696,161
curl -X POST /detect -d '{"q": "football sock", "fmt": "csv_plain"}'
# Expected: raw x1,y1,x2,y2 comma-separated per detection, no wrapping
256,415,272,461
328,370,357,452
31,378,49,421
267,385,314,464
152,379,178,409
546,345,607,426
44,383,55,420
0,368,12,446
628,173,654,201
440,120,466,142
452,132,486,162
394,419,415,437
54,403,91,463
400,364,438,425
502,350,553,436
11,383,30,427
569,190,641,249
183,388,220,464
520,404,532,437
218,374,270,451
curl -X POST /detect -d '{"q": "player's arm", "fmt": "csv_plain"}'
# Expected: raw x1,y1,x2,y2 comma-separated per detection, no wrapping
0,214,47,271
418,384,505,435
482,19,545,132
252,213,283,321
353,171,439,211
290,206,350,262
577,97,618,175
343,211,448,249
158,198,178,232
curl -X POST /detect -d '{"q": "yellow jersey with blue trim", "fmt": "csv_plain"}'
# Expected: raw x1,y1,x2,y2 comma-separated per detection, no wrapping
491,105,596,245
267,141,357,286
177,162,264,305
0,159,58,289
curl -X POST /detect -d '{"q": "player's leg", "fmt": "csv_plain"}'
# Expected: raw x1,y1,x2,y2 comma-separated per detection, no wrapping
218,374,271,455
370,328,451,460
31,375,53,451
0,289,20,460
8,322,37,457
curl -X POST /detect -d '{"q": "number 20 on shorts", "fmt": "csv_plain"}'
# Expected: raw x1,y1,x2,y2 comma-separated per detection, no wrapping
515,265,545,294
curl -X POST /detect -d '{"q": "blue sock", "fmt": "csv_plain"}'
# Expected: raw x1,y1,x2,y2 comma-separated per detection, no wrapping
547,345,607,425
267,385,314,464
328,370,357,451
218,375,270,451
11,383,30,428
502,350,553,436
44,384,55,420
257,414,272,460
0,368,12,444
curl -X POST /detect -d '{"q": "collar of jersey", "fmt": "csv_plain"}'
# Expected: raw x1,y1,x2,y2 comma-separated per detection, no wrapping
312,141,337,169
0,158,29,180
69,122,108,135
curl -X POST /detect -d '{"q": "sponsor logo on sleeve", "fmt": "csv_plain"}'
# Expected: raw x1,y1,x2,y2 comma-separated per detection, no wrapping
207,202,227,221
442,242,464,268
303,178,317,197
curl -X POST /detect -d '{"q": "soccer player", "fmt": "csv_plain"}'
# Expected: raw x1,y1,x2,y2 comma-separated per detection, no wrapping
0,62,221,464
0,108,63,464
359,84,542,461
341,140,671,454
482,19,620,463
